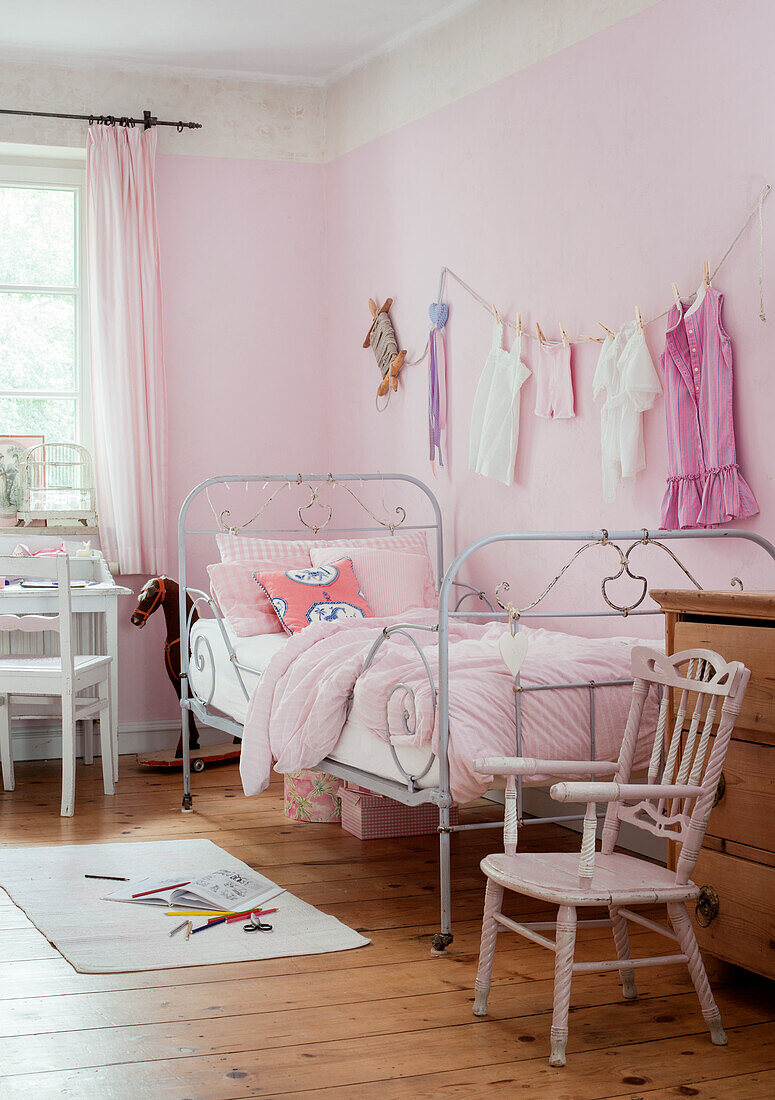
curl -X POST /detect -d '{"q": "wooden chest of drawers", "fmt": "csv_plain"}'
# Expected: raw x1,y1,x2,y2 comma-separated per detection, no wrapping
650,589,775,980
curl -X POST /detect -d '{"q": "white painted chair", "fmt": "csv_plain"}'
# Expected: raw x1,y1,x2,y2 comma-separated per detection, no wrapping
472,645,750,1067
0,553,114,816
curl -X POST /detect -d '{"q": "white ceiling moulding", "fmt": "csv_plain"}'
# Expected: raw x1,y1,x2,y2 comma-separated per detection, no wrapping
0,0,471,84
0,46,330,89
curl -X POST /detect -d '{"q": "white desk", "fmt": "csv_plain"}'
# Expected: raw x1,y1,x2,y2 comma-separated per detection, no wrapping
0,543,131,775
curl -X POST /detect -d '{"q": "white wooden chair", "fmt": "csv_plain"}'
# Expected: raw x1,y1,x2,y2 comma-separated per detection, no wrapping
471,645,750,1067
0,553,114,816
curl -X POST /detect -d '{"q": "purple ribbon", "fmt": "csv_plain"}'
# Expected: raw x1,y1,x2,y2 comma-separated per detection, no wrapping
428,327,445,468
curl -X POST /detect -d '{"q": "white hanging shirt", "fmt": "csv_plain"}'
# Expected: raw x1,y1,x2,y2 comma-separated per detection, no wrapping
469,320,531,486
593,321,662,503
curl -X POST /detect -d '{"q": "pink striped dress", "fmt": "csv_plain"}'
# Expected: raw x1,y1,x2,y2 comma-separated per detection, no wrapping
659,285,758,529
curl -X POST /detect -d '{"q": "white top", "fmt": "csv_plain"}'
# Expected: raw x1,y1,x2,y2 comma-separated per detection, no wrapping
593,322,662,503
469,320,531,486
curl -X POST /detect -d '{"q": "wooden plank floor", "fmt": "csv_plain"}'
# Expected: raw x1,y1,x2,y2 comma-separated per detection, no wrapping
0,759,773,1099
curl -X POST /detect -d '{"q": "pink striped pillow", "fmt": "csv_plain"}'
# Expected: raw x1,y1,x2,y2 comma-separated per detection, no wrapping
208,556,309,637
319,533,436,606
217,530,436,604
309,547,433,617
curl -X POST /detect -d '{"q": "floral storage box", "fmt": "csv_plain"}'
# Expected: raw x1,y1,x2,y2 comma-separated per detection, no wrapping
340,784,459,840
283,770,342,822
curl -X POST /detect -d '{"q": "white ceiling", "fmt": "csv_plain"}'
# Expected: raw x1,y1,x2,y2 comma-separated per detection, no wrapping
0,0,478,84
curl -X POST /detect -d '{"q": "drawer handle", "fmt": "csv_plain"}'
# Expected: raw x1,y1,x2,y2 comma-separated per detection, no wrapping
713,773,726,807
696,885,720,927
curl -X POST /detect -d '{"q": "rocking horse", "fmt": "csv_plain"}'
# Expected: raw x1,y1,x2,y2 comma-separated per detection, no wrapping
130,577,200,758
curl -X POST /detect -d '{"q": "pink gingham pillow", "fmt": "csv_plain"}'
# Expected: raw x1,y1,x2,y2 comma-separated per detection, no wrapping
217,533,313,565
309,547,432,617
208,556,310,637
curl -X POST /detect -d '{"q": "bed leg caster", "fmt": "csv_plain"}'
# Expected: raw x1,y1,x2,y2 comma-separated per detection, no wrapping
181,793,193,813
431,932,454,954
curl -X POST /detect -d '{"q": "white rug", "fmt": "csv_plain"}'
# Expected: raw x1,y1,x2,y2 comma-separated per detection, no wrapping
0,839,369,973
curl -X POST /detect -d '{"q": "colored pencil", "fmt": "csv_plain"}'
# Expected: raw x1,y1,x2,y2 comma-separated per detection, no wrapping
224,907,277,925
132,881,190,899
190,917,227,934
206,908,256,924
165,911,239,917
85,874,129,881
185,920,193,940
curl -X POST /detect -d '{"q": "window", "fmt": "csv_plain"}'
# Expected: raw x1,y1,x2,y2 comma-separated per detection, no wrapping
0,156,90,450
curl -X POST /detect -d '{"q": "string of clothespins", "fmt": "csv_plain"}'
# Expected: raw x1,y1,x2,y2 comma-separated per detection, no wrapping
428,182,770,349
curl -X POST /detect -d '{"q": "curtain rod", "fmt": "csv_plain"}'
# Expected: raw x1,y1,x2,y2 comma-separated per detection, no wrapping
0,108,201,131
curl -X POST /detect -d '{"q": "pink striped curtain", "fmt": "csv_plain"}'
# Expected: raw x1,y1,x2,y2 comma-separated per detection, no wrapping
86,124,167,573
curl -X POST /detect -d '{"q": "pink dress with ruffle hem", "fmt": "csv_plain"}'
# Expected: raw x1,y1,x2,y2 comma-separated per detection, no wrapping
659,286,758,529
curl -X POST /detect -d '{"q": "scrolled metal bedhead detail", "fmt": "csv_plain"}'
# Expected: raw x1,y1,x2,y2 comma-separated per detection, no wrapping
494,530,707,618
185,592,220,709
208,473,408,537
298,475,407,535
191,628,216,708
451,580,496,613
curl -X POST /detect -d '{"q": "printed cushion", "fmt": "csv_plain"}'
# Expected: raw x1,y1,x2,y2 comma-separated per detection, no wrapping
208,558,310,637
309,546,432,617
218,530,436,605
253,559,373,635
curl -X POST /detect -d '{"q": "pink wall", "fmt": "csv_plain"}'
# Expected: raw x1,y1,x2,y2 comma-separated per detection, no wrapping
323,0,775,625
119,0,775,733
117,154,325,728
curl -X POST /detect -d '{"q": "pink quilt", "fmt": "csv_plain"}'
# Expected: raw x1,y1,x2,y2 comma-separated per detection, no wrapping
239,610,659,804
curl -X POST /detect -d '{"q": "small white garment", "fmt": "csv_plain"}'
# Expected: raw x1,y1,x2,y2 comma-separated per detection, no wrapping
469,320,531,486
593,321,662,502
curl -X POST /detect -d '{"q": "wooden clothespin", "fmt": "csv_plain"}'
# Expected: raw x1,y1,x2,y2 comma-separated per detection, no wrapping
535,322,546,345
597,321,615,337
672,282,682,308
635,306,643,332
559,321,569,346
517,312,523,336
703,260,711,288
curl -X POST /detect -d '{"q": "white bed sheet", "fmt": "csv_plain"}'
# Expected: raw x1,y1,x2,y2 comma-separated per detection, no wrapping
189,619,287,725
189,619,440,789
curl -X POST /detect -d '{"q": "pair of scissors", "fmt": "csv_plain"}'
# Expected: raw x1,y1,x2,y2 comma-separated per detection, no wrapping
243,911,273,933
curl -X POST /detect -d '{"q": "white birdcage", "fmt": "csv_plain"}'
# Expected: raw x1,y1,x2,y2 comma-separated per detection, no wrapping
17,442,97,527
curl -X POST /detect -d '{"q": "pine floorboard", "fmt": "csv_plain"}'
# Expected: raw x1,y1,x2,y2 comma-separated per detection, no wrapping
0,757,771,1099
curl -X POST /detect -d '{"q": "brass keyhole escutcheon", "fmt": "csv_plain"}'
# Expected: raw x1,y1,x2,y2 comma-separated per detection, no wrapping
695,885,720,927
713,773,726,807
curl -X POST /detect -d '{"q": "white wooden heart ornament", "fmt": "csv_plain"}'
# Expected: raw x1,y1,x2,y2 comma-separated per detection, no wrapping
498,631,528,676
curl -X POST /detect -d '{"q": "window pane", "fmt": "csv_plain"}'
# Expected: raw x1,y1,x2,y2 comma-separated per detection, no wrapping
0,397,76,443
0,292,76,391
0,186,75,286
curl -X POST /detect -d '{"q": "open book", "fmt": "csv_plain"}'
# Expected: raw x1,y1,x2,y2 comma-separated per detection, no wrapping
104,868,283,912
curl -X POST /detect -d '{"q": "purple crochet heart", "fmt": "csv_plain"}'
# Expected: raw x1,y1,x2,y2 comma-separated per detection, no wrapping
428,301,449,329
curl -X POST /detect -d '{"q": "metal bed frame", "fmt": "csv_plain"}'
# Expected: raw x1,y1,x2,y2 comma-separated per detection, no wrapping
177,472,775,953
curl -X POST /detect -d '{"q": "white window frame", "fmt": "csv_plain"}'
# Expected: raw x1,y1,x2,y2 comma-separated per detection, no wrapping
0,154,92,453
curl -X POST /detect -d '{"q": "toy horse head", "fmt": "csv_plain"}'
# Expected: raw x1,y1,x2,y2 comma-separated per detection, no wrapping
131,576,169,629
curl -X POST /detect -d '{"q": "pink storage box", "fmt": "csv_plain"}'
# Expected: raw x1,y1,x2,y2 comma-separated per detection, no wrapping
340,784,459,839
283,770,342,822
